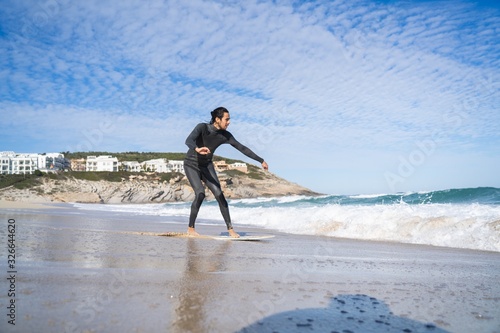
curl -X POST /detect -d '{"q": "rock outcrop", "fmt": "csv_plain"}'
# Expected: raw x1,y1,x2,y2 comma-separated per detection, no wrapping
0,169,319,204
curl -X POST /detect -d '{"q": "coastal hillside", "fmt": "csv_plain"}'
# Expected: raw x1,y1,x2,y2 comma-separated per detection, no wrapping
0,164,319,204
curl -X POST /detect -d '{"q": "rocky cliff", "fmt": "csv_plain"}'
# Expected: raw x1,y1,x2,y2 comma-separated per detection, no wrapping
0,169,319,204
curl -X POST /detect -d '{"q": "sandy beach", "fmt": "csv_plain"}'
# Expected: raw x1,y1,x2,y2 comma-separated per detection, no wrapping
1,203,499,333
0,200,58,210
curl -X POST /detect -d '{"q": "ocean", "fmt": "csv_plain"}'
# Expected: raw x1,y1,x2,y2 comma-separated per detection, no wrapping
73,187,500,252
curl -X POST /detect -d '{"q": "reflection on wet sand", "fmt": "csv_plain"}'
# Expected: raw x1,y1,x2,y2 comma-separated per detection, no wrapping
172,238,232,332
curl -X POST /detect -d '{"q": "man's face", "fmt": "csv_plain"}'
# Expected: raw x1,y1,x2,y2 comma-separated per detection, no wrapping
216,112,231,130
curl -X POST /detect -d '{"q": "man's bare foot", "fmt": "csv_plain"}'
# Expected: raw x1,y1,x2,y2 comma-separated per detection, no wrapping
228,229,240,238
187,227,200,237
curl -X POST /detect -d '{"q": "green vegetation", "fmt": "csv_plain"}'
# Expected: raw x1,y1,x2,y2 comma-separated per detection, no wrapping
159,172,184,182
246,164,265,180
247,170,264,180
0,173,43,190
219,164,264,180
46,170,186,183
212,155,241,164
223,169,246,177
0,170,190,190
69,171,129,182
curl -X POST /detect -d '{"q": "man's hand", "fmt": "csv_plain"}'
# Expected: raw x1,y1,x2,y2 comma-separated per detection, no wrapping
262,161,269,170
195,147,211,155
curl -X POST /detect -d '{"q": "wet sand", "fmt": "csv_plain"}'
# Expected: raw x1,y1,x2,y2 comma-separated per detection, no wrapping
0,204,499,332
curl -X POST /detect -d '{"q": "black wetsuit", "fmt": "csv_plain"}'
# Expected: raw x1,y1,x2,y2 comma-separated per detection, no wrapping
184,123,264,229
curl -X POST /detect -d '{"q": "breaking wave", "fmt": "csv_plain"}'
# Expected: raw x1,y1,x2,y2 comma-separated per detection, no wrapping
73,187,500,252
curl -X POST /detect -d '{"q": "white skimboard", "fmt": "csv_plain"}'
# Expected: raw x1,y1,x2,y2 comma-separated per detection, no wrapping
211,235,275,241
135,232,274,241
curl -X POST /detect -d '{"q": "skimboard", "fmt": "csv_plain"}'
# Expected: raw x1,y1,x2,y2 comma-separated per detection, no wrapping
147,232,274,241
211,235,275,241
134,231,274,240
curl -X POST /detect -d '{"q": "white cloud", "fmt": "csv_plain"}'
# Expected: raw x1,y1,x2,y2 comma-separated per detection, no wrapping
0,0,498,193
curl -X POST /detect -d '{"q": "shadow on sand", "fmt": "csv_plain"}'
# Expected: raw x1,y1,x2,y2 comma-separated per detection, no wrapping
236,294,449,333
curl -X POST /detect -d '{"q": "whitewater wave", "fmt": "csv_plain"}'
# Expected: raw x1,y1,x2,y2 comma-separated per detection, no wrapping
229,202,500,252
73,187,500,252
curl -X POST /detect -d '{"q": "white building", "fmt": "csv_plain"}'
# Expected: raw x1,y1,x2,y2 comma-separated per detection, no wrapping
38,153,69,172
121,161,142,172
142,158,170,173
168,160,185,174
86,155,119,172
0,151,68,175
0,151,15,174
228,162,248,173
11,153,39,175
141,159,185,174
120,159,185,174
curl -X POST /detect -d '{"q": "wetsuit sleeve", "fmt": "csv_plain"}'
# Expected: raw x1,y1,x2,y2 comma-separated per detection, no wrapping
185,123,205,150
227,134,264,163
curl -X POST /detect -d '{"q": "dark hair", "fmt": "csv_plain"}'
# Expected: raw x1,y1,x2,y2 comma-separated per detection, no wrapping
210,107,229,124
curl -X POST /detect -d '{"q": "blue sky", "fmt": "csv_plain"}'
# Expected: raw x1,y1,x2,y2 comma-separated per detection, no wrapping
1,0,499,195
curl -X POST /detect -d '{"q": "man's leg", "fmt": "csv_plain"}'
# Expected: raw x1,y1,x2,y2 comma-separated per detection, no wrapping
184,165,205,235
203,164,239,237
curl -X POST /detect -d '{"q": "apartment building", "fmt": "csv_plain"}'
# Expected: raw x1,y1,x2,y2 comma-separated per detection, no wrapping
86,155,119,172
120,161,142,172
0,151,14,174
229,162,248,173
140,159,185,174
0,151,68,175
168,160,184,174
38,153,69,171
142,158,169,173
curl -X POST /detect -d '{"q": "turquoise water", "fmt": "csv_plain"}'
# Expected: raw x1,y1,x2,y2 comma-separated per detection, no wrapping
229,187,500,208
